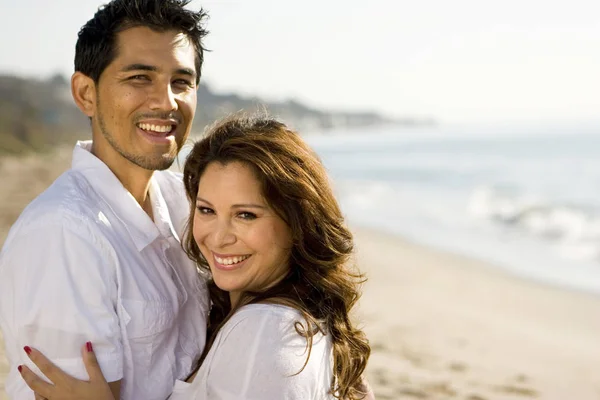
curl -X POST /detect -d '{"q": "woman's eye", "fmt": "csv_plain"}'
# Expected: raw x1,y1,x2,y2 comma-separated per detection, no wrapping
238,212,257,220
196,206,214,215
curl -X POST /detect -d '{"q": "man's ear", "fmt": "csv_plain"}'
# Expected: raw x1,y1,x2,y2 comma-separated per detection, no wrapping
71,72,96,117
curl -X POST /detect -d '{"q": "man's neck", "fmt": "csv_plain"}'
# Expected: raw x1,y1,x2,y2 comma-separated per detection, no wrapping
90,143,155,219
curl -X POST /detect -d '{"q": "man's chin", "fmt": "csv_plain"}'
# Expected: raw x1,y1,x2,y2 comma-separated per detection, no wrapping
148,155,177,171
125,152,177,171
154,158,176,171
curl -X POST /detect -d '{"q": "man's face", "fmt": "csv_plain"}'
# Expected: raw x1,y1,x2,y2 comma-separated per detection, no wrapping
92,26,198,170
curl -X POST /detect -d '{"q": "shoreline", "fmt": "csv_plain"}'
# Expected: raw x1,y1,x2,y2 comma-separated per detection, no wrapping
353,224,600,301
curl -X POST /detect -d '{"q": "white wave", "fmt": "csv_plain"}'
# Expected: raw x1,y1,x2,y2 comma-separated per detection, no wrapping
468,185,600,262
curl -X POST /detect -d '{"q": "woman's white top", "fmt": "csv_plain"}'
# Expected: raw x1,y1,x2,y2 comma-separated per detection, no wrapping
169,304,334,400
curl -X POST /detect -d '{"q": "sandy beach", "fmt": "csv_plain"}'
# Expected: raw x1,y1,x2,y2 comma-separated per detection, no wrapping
355,228,600,400
1,147,600,399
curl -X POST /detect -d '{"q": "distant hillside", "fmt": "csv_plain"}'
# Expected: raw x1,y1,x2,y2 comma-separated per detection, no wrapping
0,74,431,155
194,84,404,133
0,74,88,154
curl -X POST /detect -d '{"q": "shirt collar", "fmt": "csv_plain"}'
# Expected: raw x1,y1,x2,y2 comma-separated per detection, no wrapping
72,141,178,251
149,173,180,242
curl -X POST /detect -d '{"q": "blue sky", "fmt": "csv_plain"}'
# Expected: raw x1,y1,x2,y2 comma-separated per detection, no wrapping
0,0,598,125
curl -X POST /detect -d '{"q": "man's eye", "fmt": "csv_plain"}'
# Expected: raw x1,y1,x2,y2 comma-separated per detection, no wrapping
130,75,150,81
174,79,193,86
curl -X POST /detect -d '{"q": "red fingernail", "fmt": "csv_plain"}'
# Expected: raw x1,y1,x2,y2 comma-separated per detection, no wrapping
18,365,22,373
86,341,93,352
24,346,32,355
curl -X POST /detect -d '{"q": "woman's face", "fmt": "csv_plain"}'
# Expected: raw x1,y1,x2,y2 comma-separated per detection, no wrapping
193,161,293,306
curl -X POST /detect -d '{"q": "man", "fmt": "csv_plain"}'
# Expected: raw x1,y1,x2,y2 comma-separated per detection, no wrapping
0,1,210,398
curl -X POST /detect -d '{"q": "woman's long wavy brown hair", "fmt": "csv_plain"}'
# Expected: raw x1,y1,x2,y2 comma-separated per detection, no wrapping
182,112,370,399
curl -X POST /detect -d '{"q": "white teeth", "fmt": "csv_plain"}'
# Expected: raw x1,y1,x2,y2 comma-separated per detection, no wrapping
137,123,174,134
215,255,249,265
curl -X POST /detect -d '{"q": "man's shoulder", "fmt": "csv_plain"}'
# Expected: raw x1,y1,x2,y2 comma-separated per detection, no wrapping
25,169,98,212
7,170,104,238
0,170,118,276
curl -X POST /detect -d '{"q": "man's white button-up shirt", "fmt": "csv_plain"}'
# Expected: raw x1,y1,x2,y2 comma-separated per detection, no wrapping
0,141,209,400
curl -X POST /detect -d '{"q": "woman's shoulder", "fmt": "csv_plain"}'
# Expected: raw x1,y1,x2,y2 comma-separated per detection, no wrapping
230,303,303,322
206,304,333,389
199,304,334,399
216,303,330,354
221,304,315,339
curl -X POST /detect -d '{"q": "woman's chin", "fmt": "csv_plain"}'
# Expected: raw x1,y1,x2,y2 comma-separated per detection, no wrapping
212,278,238,295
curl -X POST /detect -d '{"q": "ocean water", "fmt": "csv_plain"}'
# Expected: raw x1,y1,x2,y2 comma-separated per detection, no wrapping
303,123,600,295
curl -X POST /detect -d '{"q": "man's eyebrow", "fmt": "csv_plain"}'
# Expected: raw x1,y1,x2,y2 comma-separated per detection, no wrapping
175,68,196,78
120,64,196,79
120,63,157,73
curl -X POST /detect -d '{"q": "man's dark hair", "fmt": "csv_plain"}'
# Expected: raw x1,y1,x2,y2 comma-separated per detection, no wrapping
75,0,208,84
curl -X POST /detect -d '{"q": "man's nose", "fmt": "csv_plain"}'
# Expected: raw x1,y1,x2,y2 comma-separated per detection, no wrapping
148,83,178,112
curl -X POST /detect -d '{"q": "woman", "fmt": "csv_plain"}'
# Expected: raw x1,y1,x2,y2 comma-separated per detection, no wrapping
19,113,372,399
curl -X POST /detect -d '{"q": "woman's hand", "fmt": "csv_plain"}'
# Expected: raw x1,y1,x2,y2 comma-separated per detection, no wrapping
18,342,115,400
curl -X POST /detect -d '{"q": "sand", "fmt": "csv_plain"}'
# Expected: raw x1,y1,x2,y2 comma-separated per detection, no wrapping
354,228,600,399
1,146,600,399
